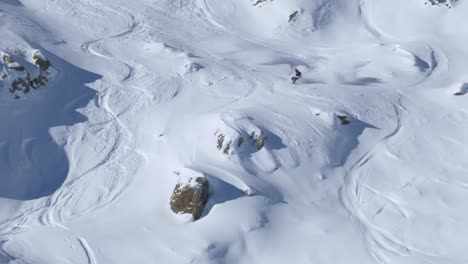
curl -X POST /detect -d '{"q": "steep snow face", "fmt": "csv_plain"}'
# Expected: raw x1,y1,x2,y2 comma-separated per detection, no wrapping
0,26,95,201
1,0,468,263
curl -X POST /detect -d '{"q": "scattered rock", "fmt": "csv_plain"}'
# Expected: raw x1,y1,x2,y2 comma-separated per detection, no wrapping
288,11,298,23
215,129,266,155
33,51,52,72
237,137,244,147
223,141,232,155
7,63,26,72
429,0,447,4
1,49,55,98
337,115,350,125
249,131,266,150
252,0,267,6
2,55,12,64
216,132,226,150
185,62,204,73
425,0,451,7
170,170,210,221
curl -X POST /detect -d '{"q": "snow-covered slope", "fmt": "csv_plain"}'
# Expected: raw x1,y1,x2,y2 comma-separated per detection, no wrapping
1,0,468,263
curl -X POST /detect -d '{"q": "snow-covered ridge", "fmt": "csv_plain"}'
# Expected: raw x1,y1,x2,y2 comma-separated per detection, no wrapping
0,0,468,263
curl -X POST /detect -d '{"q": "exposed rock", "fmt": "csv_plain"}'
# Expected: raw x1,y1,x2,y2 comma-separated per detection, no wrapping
250,131,266,150
216,132,226,150
252,0,267,6
215,129,266,155
184,62,204,73
33,51,52,72
289,11,298,22
7,63,26,72
337,115,350,125
215,130,232,155
426,0,451,7
1,49,55,98
237,137,244,147
429,0,447,4
170,170,210,221
223,140,232,155
2,54,12,64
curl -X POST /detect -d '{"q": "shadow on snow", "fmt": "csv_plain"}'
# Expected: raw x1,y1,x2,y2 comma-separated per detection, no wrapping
0,49,99,200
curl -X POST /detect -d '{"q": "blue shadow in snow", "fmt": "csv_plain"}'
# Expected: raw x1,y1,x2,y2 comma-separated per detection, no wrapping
344,77,382,86
1,0,23,6
460,83,468,94
202,174,245,216
0,49,99,200
330,117,378,167
414,54,430,72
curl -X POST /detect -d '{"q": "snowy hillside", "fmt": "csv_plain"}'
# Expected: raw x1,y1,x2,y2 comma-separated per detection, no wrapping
1,0,468,263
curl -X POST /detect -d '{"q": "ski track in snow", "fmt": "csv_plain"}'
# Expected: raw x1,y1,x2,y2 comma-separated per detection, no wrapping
339,96,407,263
40,1,137,219
78,236,97,264
189,1,425,261
340,1,455,263
35,1,159,261
1,1,153,261
0,0,467,263
7,2,145,262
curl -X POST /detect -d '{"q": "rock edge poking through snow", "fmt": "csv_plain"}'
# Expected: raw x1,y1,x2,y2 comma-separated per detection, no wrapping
170,169,210,221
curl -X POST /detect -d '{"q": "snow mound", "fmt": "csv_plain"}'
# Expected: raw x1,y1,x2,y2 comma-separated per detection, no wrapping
203,0,358,39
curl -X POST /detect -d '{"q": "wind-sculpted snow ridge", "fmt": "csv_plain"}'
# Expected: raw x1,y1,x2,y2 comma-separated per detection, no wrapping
0,0,468,263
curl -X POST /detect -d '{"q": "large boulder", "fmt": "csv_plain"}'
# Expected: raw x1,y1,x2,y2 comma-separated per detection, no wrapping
170,169,210,221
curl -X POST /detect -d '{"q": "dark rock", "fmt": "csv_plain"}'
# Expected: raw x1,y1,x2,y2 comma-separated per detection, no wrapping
170,176,209,221
8,64,26,72
33,51,52,72
253,0,267,6
289,11,298,22
337,115,350,125
185,62,204,73
2,50,55,98
249,131,266,150
429,0,447,4
2,54,12,64
215,129,267,156
426,0,451,7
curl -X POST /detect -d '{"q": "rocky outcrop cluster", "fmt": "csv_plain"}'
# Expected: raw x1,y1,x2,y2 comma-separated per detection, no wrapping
215,129,266,156
170,170,210,221
426,0,451,7
1,50,55,99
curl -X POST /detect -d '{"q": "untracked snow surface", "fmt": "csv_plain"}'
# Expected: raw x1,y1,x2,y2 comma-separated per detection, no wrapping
0,0,468,263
